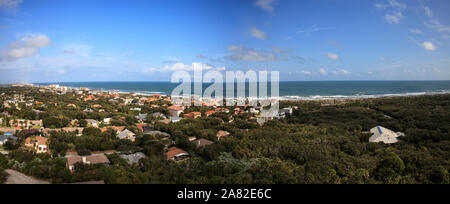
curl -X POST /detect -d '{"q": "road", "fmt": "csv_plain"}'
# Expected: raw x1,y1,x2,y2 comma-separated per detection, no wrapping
4,169,50,184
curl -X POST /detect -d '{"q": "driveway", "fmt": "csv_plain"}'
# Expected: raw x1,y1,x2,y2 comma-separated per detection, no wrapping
4,169,50,184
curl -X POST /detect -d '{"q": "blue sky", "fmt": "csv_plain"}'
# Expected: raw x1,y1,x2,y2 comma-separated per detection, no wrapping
0,0,450,83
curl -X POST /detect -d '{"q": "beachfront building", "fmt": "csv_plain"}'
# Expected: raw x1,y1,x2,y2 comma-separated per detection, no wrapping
369,126,404,144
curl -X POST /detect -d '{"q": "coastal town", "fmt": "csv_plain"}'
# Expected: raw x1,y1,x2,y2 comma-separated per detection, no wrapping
0,84,447,184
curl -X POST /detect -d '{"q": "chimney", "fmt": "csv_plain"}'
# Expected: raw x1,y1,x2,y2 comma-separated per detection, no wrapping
82,156,87,163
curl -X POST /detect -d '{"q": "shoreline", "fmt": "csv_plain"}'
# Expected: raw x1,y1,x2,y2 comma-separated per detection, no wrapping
30,83,450,101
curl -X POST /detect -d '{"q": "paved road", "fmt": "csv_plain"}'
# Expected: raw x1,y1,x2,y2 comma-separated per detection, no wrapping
4,169,50,184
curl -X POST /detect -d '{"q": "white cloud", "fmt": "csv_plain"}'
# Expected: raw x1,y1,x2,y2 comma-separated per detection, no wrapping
299,70,311,75
409,28,423,34
326,53,339,60
384,12,404,24
297,24,332,34
256,0,276,13
1,34,51,61
63,44,94,57
424,20,450,33
374,3,387,10
251,27,268,40
0,0,22,7
339,69,351,75
388,0,406,10
215,67,226,71
421,41,436,51
379,56,393,62
225,45,276,62
319,68,328,75
423,6,432,17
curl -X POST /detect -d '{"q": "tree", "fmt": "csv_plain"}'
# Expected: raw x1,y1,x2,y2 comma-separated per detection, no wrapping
374,152,405,184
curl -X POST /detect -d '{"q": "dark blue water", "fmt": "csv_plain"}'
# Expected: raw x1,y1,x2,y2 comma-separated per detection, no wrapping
36,81,450,100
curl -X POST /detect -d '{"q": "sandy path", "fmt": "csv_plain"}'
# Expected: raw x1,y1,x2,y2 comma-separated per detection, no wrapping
4,169,50,184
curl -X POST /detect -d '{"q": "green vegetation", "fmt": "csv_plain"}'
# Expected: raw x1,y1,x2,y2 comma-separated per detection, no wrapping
0,86,449,184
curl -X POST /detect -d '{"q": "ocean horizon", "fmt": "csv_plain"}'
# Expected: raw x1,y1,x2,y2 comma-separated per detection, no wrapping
34,80,450,100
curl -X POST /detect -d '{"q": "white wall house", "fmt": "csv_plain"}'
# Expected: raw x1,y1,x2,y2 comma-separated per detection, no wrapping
369,126,403,144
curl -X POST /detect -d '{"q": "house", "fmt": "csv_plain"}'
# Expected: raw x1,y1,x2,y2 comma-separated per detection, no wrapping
216,130,230,140
151,112,166,119
83,108,94,113
369,126,404,144
192,138,214,148
103,118,112,125
0,132,18,145
144,130,170,139
130,107,142,111
117,129,136,142
119,152,146,164
165,147,190,161
66,154,110,171
205,110,216,117
183,112,201,119
25,136,49,153
281,107,293,115
168,105,184,117
170,116,182,123
85,119,99,128
135,113,147,122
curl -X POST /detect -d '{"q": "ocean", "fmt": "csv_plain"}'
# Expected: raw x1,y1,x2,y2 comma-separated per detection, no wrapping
36,81,450,100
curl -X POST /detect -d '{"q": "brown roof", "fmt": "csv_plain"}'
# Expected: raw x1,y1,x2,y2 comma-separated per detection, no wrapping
35,136,48,146
168,105,184,111
165,147,189,159
66,154,110,167
193,138,214,148
216,130,230,139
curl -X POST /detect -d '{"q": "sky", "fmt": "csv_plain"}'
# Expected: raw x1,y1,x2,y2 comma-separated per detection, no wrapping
0,0,450,83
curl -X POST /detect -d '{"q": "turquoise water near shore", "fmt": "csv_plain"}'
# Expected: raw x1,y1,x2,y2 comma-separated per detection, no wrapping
36,81,450,100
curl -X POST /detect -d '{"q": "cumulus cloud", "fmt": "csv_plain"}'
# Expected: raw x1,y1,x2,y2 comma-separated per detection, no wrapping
225,45,276,62
255,0,276,13
384,11,404,24
424,20,450,33
63,44,93,57
388,0,406,10
338,69,351,75
423,6,432,17
0,0,22,7
319,68,328,75
421,41,436,51
143,62,223,73
326,53,339,60
409,28,423,34
196,54,207,59
251,27,268,40
1,34,51,61
374,3,387,10
298,70,311,75
379,56,393,62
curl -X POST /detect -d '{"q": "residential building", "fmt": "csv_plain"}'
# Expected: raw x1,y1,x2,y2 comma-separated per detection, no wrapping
119,152,146,164
183,112,201,119
216,130,230,140
168,105,184,117
192,138,214,148
369,126,404,144
165,147,190,161
117,129,136,142
66,154,110,171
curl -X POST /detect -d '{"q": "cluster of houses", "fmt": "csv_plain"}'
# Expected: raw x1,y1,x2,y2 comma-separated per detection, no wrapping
0,84,300,172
